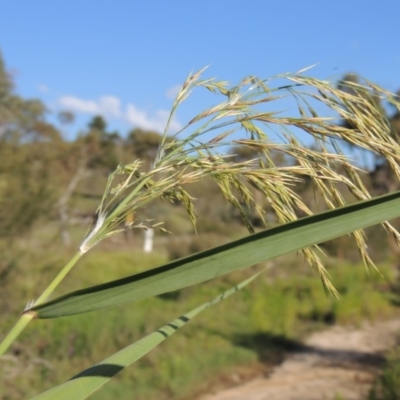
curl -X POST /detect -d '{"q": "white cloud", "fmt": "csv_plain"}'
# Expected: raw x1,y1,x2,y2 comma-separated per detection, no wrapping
59,96,98,114
38,84,49,93
125,104,181,132
166,84,182,100
58,95,121,117
99,96,121,117
57,94,181,133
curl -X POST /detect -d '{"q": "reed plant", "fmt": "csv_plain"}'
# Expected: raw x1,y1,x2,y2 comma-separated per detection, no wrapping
2,67,400,399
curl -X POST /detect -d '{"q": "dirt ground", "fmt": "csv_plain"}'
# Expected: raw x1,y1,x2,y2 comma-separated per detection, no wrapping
200,319,400,400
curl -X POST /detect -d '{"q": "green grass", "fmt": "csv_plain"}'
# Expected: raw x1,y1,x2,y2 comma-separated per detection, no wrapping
369,346,400,400
1,246,399,400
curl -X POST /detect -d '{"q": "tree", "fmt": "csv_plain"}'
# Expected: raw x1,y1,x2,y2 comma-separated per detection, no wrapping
84,115,119,169
128,128,163,165
0,51,60,240
58,110,75,125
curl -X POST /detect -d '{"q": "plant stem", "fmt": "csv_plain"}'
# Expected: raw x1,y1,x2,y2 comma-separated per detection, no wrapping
35,251,82,305
0,314,33,356
0,251,83,356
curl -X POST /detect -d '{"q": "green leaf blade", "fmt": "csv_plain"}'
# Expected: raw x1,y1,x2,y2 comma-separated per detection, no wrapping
28,190,400,319
30,272,261,400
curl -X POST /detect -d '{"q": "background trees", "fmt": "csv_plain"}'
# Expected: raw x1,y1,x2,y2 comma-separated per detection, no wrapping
0,52,60,241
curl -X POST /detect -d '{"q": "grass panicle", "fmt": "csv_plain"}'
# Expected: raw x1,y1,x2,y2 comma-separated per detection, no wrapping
79,68,400,295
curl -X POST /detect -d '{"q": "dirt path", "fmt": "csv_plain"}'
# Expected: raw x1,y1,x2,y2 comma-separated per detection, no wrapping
200,319,400,400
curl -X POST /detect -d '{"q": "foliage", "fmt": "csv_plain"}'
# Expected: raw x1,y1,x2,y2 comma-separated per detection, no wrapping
84,115,120,170
369,346,400,400
127,128,165,165
0,52,61,240
1,249,397,400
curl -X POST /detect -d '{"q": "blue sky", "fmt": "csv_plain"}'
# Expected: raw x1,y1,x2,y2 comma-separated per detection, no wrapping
1,1,399,140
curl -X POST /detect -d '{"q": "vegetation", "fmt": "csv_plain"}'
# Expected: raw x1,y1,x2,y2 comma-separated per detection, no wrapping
2,50,400,398
2,249,398,400
370,345,400,400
